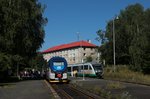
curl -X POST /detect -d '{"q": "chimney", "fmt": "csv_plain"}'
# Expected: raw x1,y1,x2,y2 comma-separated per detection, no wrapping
87,39,91,43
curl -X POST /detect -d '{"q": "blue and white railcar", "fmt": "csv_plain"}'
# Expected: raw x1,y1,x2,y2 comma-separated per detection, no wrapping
46,56,68,83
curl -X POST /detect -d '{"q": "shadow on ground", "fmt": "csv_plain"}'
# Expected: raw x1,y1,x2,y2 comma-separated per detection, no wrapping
0,76,44,84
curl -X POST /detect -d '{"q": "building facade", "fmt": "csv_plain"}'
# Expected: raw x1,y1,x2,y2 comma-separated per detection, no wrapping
42,41,100,64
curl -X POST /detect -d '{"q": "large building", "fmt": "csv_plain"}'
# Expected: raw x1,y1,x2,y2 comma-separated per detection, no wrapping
42,40,100,64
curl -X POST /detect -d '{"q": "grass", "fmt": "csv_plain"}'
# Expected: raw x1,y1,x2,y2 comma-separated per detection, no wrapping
73,77,134,99
104,65,150,85
116,91,132,99
0,83,16,88
73,83,132,99
91,84,132,99
106,82,125,89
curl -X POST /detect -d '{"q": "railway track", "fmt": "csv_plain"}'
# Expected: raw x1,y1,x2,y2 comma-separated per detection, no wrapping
51,83,101,99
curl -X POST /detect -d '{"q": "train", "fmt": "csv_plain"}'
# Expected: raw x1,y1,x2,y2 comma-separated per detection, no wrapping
67,62,104,78
46,56,68,83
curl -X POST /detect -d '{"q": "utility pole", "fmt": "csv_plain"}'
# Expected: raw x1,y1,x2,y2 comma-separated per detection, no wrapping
77,32,80,63
113,19,116,72
77,32,84,80
113,16,119,72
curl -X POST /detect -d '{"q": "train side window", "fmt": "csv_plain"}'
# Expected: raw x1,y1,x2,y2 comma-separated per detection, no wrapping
84,65,88,70
81,66,83,69
81,65,88,70
73,66,79,72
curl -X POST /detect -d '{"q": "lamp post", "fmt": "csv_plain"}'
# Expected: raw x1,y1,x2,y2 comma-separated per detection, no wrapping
76,32,84,80
77,32,80,64
82,59,85,80
80,36,85,80
77,32,79,41
113,16,118,72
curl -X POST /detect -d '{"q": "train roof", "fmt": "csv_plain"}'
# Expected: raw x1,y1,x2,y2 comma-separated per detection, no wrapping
68,62,102,67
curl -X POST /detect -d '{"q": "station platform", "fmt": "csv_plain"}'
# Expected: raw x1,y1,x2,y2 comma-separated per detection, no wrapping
0,80,54,99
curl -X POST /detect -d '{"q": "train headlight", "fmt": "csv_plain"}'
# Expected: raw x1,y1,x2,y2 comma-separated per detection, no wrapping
57,73,62,78
95,70,97,73
95,70,102,73
98,70,101,72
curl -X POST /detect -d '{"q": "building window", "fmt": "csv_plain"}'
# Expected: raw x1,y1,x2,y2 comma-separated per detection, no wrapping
73,57,75,62
73,53,75,57
91,53,94,56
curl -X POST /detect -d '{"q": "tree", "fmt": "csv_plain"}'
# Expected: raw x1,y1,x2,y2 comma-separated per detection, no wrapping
96,29,107,45
85,56,93,62
95,29,110,63
29,54,47,71
140,8,150,74
0,0,47,77
96,3,150,73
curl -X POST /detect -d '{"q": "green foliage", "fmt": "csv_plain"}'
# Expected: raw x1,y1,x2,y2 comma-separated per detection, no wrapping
96,3,150,73
0,53,11,71
85,56,93,62
104,65,150,85
99,42,113,64
96,29,107,45
29,54,47,71
0,0,47,77
106,82,125,89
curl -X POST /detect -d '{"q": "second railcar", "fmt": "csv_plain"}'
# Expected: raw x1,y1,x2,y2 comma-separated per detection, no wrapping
68,63,103,78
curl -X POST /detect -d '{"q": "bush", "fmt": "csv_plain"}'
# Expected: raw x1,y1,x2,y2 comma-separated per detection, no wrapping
104,65,150,85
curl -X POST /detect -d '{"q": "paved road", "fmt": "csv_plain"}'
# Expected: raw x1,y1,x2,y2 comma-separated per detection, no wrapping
0,80,54,99
69,77,150,99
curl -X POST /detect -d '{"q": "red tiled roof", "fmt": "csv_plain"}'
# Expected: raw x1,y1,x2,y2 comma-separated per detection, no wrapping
42,40,97,53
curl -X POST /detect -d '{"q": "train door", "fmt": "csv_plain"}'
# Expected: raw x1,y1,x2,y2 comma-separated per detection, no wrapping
76,65,83,77
80,65,88,76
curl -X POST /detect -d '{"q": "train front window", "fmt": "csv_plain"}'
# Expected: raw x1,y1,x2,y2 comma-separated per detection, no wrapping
93,64,102,71
81,65,88,70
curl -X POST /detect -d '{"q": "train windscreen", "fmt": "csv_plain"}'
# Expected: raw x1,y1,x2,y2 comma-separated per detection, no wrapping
93,64,103,70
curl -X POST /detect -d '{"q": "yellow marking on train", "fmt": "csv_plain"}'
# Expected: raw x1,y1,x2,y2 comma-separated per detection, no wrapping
49,80,68,83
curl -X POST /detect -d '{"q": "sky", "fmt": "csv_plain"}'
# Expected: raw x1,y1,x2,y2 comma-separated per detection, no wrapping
39,0,150,51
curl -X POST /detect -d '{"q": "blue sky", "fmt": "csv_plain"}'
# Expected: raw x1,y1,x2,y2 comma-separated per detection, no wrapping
39,0,150,51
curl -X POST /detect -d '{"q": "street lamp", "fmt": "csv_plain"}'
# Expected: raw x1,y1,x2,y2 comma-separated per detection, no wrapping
113,16,119,72
82,59,85,80
77,32,80,41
